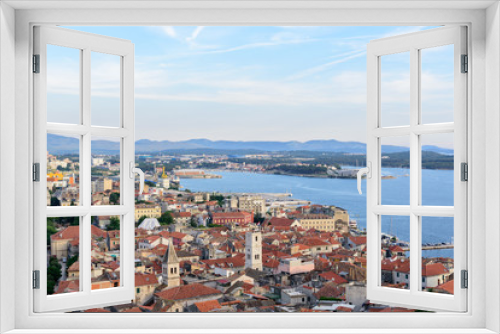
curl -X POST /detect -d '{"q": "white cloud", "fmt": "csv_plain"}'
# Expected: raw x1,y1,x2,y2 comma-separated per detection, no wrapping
162,26,177,39
288,50,366,80
187,26,204,42
191,37,320,56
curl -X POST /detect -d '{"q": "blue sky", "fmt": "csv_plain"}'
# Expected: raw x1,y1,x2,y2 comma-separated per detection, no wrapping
49,26,454,148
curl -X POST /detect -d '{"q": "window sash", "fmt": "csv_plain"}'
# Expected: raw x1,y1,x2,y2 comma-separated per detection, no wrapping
33,25,136,312
366,25,468,312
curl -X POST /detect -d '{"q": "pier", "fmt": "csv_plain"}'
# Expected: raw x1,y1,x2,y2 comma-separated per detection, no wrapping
401,244,454,251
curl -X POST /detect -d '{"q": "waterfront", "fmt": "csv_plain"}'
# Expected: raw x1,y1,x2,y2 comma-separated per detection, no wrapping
182,168,455,258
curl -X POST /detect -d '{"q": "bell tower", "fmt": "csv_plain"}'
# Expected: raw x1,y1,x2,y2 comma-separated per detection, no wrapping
162,238,180,288
245,231,262,271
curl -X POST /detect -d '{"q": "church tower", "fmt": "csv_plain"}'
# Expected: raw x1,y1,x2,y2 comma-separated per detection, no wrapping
162,238,180,288
245,231,262,271
161,166,170,189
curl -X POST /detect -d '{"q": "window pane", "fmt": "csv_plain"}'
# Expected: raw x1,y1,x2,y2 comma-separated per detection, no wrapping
421,45,454,124
47,133,80,206
91,137,121,206
380,52,410,128
381,136,410,205
47,217,80,295
421,217,454,294
421,133,454,206
91,52,121,127
91,216,121,290
380,215,410,290
47,44,81,124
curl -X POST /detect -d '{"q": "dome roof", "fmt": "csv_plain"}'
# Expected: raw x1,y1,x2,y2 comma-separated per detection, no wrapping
138,218,161,230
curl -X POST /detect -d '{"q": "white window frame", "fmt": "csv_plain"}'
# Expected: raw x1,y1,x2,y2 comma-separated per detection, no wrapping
366,26,467,312
0,1,499,334
33,25,136,312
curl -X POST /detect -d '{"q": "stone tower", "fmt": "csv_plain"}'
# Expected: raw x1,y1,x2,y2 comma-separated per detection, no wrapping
245,231,262,271
162,238,180,288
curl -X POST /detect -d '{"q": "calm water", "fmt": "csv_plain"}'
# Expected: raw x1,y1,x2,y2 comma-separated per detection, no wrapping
182,168,454,258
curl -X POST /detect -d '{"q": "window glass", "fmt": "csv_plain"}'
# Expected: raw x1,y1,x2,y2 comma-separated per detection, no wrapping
91,216,121,290
421,216,454,294
91,52,121,127
47,45,81,124
380,215,410,290
91,137,121,206
421,45,454,124
421,133,454,206
380,52,411,127
47,217,80,295
381,136,410,205
47,133,80,207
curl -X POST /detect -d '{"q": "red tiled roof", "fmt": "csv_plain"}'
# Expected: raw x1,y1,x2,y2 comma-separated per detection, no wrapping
54,280,79,294
349,236,367,245
212,212,252,219
319,271,348,285
422,262,449,277
84,308,110,313
123,307,144,312
135,273,158,287
268,217,296,227
381,258,410,273
300,237,331,247
435,279,454,294
51,225,107,241
155,283,221,301
194,299,222,313
336,306,353,312
172,212,192,218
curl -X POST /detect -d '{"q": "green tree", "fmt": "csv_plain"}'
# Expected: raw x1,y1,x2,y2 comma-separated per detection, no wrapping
108,216,120,231
47,218,58,245
110,192,120,205
70,217,79,226
47,279,56,295
254,213,264,224
210,194,225,206
47,257,62,282
158,211,174,226
137,215,148,225
66,255,78,275
190,220,198,228
50,197,60,206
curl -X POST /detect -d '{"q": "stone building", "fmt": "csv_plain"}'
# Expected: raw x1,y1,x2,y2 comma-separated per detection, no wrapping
162,238,180,288
245,231,263,271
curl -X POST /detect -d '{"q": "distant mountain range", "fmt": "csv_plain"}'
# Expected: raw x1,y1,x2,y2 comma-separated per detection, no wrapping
47,134,454,155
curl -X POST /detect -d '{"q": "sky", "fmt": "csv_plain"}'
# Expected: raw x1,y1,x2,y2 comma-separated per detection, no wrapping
47,26,455,148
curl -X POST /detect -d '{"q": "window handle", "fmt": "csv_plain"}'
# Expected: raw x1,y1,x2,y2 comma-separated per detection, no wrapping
357,162,371,195
130,162,145,194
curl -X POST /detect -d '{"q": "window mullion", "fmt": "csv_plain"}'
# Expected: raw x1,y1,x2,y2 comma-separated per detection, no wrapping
81,47,92,295
409,47,421,293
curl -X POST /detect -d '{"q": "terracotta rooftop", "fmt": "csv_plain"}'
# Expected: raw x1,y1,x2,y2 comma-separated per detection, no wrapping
194,299,222,312
155,283,221,301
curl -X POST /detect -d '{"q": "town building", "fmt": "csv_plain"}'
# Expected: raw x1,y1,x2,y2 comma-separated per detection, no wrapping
162,238,180,288
135,204,161,221
212,211,253,225
245,231,263,271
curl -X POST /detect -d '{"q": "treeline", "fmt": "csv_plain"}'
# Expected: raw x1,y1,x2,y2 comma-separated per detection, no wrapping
271,165,328,175
228,150,454,170
383,151,454,170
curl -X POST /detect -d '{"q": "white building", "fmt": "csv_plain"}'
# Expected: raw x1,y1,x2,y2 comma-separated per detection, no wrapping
245,231,262,271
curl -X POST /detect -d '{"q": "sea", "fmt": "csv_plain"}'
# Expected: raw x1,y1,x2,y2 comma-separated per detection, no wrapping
181,167,455,259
